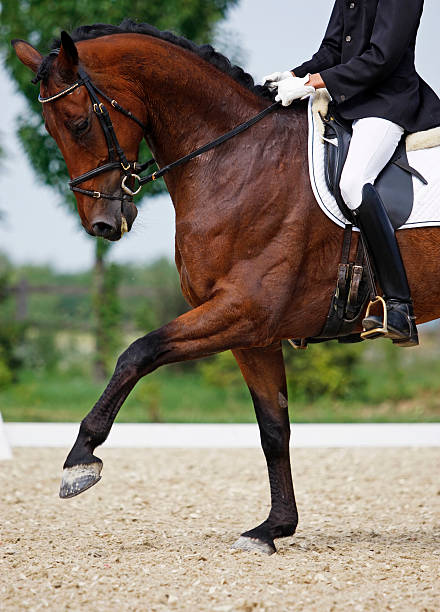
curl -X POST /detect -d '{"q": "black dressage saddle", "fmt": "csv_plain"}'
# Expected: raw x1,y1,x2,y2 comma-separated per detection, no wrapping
322,105,428,228
288,107,430,349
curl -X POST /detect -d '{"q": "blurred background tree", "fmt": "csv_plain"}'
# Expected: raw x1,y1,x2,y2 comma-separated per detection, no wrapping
0,255,26,390
0,0,238,378
1,258,439,423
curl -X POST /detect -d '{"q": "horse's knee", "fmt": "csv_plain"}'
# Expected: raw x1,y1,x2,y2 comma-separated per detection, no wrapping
115,330,165,377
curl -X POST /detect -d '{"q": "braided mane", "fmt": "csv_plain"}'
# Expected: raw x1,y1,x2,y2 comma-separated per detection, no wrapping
35,18,274,101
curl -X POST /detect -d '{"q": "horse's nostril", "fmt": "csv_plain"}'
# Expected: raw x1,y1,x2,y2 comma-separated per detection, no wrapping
92,222,115,238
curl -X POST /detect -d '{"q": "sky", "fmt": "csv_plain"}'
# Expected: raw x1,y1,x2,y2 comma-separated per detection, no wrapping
0,0,439,271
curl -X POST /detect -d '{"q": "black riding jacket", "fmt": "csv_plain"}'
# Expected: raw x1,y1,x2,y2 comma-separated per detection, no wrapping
293,0,440,133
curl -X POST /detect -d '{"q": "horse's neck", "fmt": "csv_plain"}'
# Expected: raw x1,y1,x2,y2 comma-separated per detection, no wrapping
104,35,268,185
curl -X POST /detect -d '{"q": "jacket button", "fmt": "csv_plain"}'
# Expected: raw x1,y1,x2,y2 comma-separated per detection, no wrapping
345,35,352,42
340,94,346,102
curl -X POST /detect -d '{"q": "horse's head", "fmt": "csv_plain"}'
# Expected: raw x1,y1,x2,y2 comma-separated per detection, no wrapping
12,32,145,241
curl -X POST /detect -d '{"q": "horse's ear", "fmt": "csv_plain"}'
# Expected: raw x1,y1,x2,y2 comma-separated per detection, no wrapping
11,39,43,74
56,31,78,79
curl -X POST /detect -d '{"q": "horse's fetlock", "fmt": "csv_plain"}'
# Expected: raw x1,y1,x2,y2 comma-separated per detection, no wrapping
272,520,298,539
267,507,299,537
79,422,107,447
63,423,104,469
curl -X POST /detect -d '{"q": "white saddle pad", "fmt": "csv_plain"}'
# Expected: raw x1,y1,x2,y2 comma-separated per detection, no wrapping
307,95,440,230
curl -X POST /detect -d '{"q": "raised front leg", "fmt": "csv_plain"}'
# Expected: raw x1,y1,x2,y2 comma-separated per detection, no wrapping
231,343,298,555
60,295,267,497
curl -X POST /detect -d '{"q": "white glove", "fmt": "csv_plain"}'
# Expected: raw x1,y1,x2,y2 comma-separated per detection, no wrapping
261,70,293,90
275,74,315,106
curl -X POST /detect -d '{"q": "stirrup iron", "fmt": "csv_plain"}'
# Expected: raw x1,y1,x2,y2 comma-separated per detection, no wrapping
288,338,308,350
360,296,388,339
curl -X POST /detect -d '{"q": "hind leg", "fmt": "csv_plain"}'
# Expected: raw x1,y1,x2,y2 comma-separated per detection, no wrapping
231,343,298,555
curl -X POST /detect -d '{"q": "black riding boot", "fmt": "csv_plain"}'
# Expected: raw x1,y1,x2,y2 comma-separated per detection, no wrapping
353,183,419,347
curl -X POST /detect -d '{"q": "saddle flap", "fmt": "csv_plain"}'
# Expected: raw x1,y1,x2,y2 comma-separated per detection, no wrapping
374,140,414,229
322,109,415,230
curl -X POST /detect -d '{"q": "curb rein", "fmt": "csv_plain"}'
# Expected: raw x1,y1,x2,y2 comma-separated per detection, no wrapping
38,62,281,201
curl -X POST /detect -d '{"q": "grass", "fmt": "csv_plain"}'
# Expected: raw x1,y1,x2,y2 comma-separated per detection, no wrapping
1,356,440,423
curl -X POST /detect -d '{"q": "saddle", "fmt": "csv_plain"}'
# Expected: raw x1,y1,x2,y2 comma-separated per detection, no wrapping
290,95,430,349
322,105,427,229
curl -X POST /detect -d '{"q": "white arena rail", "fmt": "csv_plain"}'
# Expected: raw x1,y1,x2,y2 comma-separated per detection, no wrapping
0,413,12,460
2,422,439,450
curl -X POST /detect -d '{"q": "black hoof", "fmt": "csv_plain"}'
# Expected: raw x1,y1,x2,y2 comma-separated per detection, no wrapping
59,461,102,498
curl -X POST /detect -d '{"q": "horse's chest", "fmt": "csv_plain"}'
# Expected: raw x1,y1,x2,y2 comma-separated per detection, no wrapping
177,254,219,307
176,217,232,272
174,229,221,306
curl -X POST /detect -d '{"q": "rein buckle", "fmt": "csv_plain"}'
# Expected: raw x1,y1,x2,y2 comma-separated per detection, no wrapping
93,102,104,114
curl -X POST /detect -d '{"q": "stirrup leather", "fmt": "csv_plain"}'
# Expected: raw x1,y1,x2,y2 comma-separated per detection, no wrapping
360,296,388,339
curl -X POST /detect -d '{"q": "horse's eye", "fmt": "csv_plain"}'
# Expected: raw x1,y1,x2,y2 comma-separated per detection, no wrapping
71,118,90,135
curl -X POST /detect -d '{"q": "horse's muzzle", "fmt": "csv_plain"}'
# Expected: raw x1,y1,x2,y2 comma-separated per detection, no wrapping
89,199,138,241
91,220,120,240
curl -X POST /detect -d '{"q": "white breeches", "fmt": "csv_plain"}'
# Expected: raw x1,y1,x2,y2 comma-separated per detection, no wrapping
340,117,404,210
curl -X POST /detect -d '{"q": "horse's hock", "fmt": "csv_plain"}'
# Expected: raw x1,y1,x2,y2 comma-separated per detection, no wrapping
1,447,439,611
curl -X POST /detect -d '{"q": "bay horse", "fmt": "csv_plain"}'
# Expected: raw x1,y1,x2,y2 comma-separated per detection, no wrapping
12,21,440,555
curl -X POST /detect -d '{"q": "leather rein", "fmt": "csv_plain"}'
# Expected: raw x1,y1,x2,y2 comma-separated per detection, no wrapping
39,62,280,201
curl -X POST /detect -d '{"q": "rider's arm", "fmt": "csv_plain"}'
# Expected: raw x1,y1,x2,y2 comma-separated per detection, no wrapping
305,74,326,89
292,1,342,78
320,0,423,104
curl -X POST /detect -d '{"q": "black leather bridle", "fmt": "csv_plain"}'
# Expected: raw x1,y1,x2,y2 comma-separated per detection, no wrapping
39,64,155,202
39,59,281,202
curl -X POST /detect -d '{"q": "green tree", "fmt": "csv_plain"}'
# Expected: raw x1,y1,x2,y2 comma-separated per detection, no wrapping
0,254,26,388
93,239,122,379
0,0,238,201
0,0,238,378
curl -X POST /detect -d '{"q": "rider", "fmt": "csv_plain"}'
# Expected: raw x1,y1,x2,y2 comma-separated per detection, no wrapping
264,0,440,347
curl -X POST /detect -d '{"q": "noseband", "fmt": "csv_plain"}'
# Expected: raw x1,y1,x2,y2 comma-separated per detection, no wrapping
39,64,155,201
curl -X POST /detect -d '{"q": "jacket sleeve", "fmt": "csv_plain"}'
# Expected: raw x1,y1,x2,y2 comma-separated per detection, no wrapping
292,1,342,77
321,0,423,104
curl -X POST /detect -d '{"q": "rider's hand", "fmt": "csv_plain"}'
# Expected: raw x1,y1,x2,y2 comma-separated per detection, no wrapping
261,70,293,90
275,74,315,106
